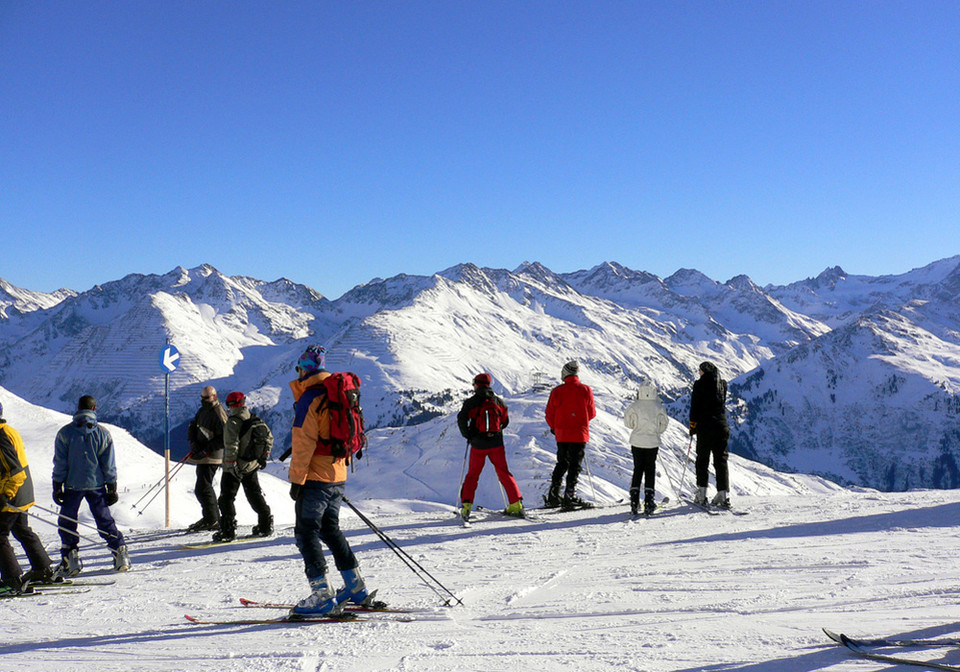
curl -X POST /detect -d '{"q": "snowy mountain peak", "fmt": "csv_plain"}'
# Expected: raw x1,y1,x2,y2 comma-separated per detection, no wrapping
810,265,847,290
0,278,76,319
725,274,762,293
663,268,719,296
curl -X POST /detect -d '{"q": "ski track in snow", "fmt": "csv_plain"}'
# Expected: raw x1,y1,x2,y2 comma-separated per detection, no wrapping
4,490,960,671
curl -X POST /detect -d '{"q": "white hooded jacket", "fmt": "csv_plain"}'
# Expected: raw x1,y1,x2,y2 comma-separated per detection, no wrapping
623,383,669,449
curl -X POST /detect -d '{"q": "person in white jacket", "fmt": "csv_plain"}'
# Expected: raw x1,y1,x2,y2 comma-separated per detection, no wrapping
623,381,670,515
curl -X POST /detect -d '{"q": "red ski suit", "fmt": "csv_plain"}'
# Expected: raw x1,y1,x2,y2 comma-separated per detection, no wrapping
545,376,596,442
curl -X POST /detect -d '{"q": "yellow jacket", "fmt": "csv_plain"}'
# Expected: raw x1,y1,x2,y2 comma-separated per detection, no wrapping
288,371,348,485
0,421,35,512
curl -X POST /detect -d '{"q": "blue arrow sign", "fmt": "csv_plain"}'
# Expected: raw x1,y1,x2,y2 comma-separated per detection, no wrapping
159,344,181,373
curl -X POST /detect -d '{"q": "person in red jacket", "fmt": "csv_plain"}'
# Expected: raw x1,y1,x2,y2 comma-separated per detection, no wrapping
544,361,596,509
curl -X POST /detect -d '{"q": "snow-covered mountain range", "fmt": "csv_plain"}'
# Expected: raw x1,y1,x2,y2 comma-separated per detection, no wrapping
1,256,958,492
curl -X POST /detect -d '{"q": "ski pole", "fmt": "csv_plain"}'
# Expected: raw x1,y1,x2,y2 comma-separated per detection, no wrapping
31,502,123,540
456,441,469,510
131,452,190,510
677,435,694,499
135,458,190,517
659,444,681,501
342,497,463,607
582,450,598,503
10,504,104,545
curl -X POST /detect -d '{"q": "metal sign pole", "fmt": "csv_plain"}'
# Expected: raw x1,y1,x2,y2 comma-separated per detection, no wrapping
165,369,170,528
158,341,180,529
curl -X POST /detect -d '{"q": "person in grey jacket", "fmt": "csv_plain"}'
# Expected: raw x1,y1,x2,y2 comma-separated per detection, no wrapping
213,391,273,542
623,381,670,515
52,395,130,576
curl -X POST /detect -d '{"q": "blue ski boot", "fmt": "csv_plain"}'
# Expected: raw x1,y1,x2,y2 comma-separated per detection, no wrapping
336,567,373,606
292,574,341,616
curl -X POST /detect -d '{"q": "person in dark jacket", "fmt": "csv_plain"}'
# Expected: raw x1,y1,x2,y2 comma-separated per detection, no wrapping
544,360,597,509
456,373,523,520
689,361,731,507
186,386,227,531
213,391,273,543
0,402,54,592
52,395,130,576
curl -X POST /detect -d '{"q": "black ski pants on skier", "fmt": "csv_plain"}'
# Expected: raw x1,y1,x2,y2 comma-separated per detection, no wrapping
695,426,730,491
630,446,659,494
551,442,585,495
218,469,271,531
194,464,220,524
0,511,51,586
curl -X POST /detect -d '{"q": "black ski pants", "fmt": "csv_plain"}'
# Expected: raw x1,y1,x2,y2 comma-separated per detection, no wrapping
0,511,51,585
695,426,730,491
551,442,585,495
194,463,220,523
218,469,271,529
630,446,659,494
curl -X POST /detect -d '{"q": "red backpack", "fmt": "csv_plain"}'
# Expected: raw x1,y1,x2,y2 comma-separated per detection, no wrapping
320,372,367,463
471,398,505,435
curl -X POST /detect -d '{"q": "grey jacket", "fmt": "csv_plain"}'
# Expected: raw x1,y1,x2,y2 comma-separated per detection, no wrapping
53,410,118,490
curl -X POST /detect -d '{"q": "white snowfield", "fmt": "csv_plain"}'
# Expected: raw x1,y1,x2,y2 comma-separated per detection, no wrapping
3,390,960,671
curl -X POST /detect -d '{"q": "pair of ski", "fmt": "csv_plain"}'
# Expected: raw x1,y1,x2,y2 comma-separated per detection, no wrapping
680,496,748,516
0,578,115,599
181,534,272,550
629,496,671,520
825,628,960,671
184,597,418,625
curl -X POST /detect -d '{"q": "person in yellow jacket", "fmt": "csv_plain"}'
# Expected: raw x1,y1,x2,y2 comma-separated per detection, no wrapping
0,401,53,593
288,345,373,616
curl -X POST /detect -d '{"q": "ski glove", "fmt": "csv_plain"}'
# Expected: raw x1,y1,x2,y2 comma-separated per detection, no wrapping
53,481,65,506
0,492,8,509
689,421,697,436
289,483,302,501
105,482,119,506
257,457,267,470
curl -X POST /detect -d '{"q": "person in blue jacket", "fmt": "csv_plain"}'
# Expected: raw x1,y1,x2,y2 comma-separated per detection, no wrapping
52,395,131,577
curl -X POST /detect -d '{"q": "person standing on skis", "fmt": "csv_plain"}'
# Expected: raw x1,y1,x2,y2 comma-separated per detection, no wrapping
456,373,524,521
185,386,227,532
623,381,670,515
213,391,274,543
288,345,373,616
544,360,596,509
0,401,54,592
689,361,731,508
52,395,131,576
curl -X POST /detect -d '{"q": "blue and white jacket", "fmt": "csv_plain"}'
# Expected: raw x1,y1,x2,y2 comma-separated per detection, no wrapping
53,410,118,491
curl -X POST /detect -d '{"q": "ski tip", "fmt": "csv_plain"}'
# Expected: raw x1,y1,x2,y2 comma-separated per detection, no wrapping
239,598,253,606
184,614,199,624
838,633,862,651
823,628,842,643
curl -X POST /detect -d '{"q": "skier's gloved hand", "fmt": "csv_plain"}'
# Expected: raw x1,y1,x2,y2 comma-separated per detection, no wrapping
688,421,697,437
257,457,267,470
53,481,65,506
0,492,9,509
105,482,119,506
289,483,302,501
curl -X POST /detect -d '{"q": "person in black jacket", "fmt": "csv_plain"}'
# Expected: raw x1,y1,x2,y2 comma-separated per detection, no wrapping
186,386,227,531
689,361,731,508
456,373,523,520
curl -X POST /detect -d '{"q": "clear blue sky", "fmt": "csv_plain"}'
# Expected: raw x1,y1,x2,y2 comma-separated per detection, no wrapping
2,1,958,299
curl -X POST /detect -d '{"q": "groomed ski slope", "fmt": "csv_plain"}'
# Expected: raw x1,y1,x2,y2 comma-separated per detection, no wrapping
4,489,960,672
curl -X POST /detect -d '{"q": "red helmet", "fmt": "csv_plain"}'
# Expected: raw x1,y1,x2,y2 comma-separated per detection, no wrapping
225,391,246,408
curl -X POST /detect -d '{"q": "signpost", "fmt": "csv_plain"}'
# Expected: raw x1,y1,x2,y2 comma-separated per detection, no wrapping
159,343,181,528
